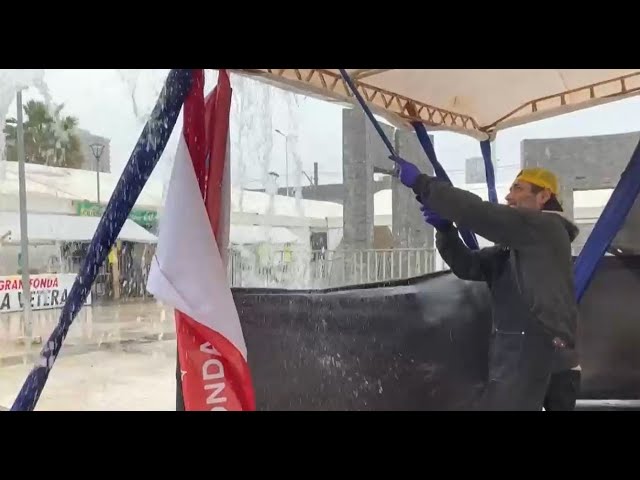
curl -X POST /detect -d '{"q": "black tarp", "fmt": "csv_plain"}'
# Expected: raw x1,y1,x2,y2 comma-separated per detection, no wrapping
177,255,640,410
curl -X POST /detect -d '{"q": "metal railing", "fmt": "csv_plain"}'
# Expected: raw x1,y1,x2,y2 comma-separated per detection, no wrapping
227,243,593,290
227,247,437,289
11,241,589,295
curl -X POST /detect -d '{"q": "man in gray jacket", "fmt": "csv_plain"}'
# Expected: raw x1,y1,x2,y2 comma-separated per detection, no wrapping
394,156,580,411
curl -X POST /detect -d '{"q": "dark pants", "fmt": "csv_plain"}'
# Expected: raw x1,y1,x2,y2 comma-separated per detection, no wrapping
544,369,581,411
474,326,556,410
474,314,585,411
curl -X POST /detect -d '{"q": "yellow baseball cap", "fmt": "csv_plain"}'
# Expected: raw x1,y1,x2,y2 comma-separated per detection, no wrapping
514,167,559,196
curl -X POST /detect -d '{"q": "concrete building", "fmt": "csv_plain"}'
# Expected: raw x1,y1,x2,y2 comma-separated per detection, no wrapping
76,128,111,173
341,108,434,250
466,155,498,184
248,177,393,205
521,131,640,255
337,108,436,283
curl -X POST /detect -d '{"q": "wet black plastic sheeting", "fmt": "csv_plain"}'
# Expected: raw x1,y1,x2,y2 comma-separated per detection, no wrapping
177,256,640,410
575,255,640,400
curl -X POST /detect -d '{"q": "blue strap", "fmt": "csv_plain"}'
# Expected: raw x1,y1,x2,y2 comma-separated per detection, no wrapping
10,69,195,411
411,121,480,250
338,69,479,250
338,69,397,157
574,138,640,302
480,140,498,204
409,121,451,182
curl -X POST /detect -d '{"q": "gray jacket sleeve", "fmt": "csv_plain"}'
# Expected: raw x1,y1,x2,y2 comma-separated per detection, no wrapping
436,226,500,282
413,174,542,249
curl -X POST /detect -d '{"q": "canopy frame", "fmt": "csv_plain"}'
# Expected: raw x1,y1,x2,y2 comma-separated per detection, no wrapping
234,69,640,140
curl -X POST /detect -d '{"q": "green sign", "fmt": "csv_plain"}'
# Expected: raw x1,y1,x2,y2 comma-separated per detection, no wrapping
76,201,158,229
76,201,103,217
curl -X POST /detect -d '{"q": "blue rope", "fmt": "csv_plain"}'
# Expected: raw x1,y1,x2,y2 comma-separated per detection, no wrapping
411,121,480,250
409,121,451,182
338,69,479,250
574,137,640,302
338,69,397,157
11,69,195,411
480,140,498,204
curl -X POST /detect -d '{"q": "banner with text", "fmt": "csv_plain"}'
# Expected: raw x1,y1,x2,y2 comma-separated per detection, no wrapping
0,274,92,314
75,200,158,230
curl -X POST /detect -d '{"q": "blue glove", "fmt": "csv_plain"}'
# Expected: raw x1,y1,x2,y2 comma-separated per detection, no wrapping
417,199,452,232
421,205,452,231
390,155,421,188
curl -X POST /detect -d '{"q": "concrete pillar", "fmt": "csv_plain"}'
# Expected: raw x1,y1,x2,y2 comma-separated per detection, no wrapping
392,128,435,276
341,107,394,284
342,108,375,252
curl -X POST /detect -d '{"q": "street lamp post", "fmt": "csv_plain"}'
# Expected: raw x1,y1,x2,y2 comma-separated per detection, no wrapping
16,90,32,340
89,143,105,205
274,129,288,197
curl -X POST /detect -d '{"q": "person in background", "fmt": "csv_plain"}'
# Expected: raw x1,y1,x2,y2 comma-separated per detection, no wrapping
394,156,581,411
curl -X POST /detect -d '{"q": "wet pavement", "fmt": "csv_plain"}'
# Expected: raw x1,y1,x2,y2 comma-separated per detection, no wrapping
0,300,177,410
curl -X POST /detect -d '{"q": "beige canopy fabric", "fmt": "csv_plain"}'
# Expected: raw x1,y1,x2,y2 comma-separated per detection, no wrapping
233,69,640,140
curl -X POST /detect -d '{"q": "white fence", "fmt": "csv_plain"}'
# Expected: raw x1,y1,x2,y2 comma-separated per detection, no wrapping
0,242,589,294
227,247,437,289
228,243,590,289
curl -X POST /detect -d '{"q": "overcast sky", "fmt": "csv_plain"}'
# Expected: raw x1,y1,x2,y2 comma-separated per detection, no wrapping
7,69,640,198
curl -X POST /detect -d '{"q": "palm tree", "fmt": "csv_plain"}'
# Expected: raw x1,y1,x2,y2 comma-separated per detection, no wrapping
3,100,85,169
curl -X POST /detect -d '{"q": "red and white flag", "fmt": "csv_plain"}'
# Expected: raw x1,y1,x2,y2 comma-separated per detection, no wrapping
147,69,255,411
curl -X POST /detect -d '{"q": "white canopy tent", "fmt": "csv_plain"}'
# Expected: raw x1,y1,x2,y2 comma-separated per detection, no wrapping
231,69,640,282
0,211,157,245
234,69,640,140
229,225,301,245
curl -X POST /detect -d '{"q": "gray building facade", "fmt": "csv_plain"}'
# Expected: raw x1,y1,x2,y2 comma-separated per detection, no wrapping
521,131,640,254
341,107,434,253
76,128,111,173
466,155,498,184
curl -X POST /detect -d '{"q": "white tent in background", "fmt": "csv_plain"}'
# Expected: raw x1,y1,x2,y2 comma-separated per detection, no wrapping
0,211,157,245
230,225,301,245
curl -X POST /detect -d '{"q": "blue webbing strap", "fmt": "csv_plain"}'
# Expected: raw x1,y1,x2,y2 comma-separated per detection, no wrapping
480,139,498,204
410,121,480,250
11,69,194,411
338,69,397,157
574,138,640,302
409,121,453,183
337,69,480,250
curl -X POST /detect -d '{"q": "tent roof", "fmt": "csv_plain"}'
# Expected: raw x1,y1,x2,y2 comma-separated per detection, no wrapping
0,211,157,245
0,161,345,218
230,225,301,245
230,189,343,218
0,160,163,208
234,69,640,140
